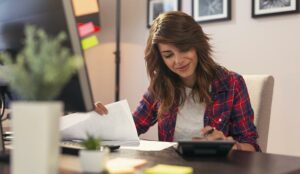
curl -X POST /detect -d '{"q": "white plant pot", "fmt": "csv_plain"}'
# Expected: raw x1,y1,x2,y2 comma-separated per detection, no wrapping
11,101,63,174
79,149,108,173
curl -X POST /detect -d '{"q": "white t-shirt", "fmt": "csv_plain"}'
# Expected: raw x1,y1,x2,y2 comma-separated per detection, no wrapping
173,88,206,141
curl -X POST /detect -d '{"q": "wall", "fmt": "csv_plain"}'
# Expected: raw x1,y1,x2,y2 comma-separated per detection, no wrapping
95,0,300,156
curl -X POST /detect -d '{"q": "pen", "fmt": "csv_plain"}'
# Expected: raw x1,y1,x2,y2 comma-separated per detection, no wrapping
203,128,215,137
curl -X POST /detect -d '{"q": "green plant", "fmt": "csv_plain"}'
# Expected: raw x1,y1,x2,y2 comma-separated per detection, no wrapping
81,133,101,150
0,25,83,100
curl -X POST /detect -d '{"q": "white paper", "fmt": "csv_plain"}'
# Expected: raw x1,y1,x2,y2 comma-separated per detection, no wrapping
60,100,139,143
120,140,177,151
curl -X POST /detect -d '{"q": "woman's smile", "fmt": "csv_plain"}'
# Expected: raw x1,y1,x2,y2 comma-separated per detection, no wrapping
176,63,190,72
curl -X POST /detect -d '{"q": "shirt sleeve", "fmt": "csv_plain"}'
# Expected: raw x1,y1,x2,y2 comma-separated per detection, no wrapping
132,91,158,135
230,75,261,152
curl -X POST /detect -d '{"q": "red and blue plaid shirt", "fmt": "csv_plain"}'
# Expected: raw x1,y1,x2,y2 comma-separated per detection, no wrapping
133,68,260,151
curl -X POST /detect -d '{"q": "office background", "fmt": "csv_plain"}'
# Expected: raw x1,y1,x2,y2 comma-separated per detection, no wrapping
84,0,300,157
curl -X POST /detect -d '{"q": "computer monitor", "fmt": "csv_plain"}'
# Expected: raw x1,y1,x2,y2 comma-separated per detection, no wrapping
0,0,94,112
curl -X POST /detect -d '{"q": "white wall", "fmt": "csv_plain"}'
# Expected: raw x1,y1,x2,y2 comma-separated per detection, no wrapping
95,0,300,156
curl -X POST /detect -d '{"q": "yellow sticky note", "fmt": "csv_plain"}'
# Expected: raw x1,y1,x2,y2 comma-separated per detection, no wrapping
107,157,147,169
72,0,99,16
81,35,99,50
145,164,193,174
106,157,147,174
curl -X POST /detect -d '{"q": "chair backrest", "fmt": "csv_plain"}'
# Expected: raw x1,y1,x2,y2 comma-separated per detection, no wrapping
242,75,274,152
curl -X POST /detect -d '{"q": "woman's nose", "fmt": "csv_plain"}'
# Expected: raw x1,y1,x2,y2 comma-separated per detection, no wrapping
174,53,183,64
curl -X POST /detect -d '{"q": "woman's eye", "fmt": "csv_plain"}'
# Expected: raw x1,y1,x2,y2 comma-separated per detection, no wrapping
163,54,173,58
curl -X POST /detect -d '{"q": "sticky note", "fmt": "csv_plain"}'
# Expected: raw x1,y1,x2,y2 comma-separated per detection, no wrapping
81,35,99,50
145,164,193,174
78,22,100,37
106,158,147,174
72,0,99,16
107,157,147,169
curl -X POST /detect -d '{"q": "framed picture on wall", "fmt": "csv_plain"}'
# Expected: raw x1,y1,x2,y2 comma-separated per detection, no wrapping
192,0,231,23
252,0,299,18
147,0,181,28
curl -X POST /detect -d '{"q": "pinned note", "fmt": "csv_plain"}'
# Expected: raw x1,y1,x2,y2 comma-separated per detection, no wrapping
72,0,99,16
81,35,99,50
145,164,193,174
78,22,100,37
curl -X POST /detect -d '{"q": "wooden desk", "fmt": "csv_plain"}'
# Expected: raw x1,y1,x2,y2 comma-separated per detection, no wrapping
1,148,300,174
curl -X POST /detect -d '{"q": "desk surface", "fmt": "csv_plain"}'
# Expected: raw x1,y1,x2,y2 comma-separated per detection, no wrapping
1,148,300,174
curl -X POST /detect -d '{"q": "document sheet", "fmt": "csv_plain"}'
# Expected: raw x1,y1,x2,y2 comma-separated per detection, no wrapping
121,140,177,151
60,100,139,145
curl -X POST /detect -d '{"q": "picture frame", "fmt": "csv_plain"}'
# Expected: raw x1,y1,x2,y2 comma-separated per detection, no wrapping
147,0,181,28
192,0,231,23
252,0,299,18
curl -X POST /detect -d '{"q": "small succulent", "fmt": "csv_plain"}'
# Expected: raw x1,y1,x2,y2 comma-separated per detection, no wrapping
81,133,102,150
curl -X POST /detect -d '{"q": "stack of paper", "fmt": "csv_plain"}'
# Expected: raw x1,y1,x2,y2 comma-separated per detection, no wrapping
121,140,177,151
60,100,139,146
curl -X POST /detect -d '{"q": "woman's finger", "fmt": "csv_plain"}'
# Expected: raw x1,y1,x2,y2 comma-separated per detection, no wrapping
200,126,213,135
206,129,226,141
94,102,108,115
95,106,105,115
226,136,234,141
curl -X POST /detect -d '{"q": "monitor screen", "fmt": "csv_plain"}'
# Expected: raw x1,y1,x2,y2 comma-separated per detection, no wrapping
0,0,94,112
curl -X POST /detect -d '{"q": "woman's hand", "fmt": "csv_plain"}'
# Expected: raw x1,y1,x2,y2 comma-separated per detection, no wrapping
199,126,232,141
198,126,256,151
192,126,231,140
94,102,108,115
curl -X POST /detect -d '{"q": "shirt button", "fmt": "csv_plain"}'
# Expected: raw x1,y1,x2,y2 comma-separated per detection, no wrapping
219,118,222,122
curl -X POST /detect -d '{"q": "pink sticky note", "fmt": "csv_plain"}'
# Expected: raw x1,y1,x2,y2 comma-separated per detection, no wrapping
78,22,97,37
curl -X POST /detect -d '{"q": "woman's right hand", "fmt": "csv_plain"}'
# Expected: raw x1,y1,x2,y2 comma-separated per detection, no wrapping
94,102,108,115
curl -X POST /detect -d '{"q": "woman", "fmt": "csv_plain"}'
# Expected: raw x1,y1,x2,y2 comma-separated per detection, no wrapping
95,11,260,152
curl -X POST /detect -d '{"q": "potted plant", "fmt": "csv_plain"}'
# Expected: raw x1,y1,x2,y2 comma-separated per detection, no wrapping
0,25,82,174
79,133,108,173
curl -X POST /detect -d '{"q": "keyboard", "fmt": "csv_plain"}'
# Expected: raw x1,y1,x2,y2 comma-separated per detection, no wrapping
60,141,84,156
60,141,120,156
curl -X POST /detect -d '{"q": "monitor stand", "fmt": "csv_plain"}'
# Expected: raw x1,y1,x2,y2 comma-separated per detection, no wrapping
0,121,10,163
0,120,4,152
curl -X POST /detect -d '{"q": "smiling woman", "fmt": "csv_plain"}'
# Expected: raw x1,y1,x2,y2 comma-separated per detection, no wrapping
95,11,260,152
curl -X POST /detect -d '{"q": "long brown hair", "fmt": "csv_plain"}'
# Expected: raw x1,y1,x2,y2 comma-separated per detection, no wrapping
145,11,220,116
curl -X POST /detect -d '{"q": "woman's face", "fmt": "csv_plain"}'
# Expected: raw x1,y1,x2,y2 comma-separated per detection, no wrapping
158,43,198,87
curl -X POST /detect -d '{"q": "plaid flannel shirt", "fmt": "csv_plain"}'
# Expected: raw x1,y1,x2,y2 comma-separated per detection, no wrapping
133,68,260,151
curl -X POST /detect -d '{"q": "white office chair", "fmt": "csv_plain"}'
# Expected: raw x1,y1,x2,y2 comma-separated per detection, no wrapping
243,75,274,152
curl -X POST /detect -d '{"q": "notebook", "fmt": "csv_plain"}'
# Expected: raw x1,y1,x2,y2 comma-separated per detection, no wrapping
60,100,140,147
